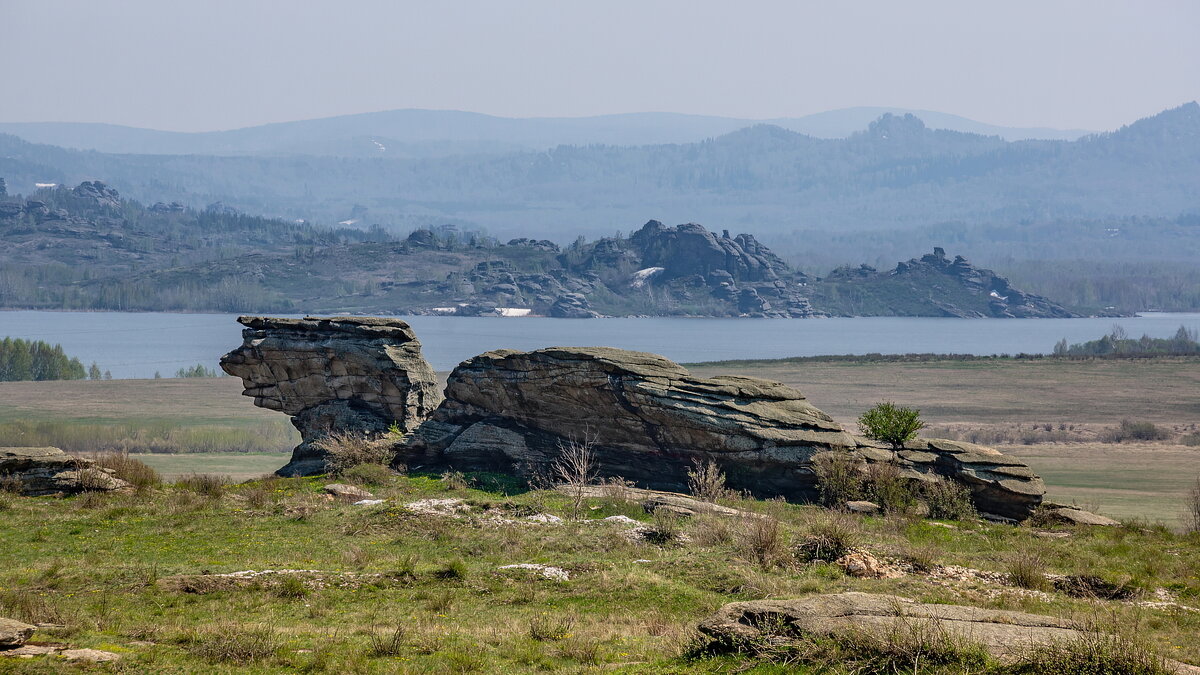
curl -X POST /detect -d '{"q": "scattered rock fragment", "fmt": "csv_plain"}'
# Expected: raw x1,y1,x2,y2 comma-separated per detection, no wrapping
844,500,880,514
1041,506,1120,527
0,617,35,648
834,550,903,579
497,564,570,581
323,484,374,501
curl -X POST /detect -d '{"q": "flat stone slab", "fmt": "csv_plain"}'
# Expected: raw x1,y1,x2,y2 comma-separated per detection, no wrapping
1043,507,1120,527
698,592,1197,671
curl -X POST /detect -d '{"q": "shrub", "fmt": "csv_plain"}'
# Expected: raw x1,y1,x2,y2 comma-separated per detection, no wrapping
1006,629,1171,674
1102,420,1170,443
313,432,394,476
812,451,863,507
858,402,926,449
178,473,227,497
687,459,735,503
552,434,598,520
367,625,406,657
922,476,977,520
1006,552,1050,590
274,575,309,599
645,509,683,545
737,515,789,569
433,559,468,580
91,451,160,490
830,621,990,672
1180,432,1200,447
863,462,918,515
529,613,575,641
1186,476,1200,534
439,470,469,491
0,473,23,494
189,623,280,663
794,514,860,563
341,462,393,486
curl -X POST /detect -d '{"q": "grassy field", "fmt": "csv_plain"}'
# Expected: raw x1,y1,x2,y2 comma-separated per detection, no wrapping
137,453,292,482
0,472,1197,673
0,378,298,454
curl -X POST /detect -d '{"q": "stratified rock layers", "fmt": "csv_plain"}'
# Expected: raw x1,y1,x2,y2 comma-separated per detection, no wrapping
220,316,442,476
399,347,1044,519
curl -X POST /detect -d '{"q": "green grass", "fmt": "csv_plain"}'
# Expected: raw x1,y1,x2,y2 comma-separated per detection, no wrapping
137,453,292,482
0,473,1197,673
0,378,298,454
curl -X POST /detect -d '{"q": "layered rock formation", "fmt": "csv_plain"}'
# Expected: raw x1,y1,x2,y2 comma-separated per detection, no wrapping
0,447,131,496
399,347,1044,518
220,316,442,476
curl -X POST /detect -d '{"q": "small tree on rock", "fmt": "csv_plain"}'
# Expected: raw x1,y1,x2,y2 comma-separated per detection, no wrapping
858,402,925,450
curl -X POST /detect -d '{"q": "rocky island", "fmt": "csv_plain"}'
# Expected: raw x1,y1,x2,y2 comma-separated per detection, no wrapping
0,180,1078,318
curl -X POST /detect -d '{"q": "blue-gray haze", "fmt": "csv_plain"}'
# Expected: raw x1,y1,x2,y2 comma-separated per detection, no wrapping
1,0,1196,133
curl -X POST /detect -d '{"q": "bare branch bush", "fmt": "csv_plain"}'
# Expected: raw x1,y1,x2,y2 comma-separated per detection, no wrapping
687,459,736,503
552,433,598,520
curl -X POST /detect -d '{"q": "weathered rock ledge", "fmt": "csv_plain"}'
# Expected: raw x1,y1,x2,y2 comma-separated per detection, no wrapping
0,447,131,496
399,346,1044,519
220,316,442,476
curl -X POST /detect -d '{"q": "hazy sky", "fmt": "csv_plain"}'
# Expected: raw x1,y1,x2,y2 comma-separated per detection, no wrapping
1,0,1196,132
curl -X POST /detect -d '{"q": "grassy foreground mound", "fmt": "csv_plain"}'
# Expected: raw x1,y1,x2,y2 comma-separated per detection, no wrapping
1,471,1198,673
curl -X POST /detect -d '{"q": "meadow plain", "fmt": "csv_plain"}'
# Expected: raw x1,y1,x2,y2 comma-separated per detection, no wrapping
1,357,1199,672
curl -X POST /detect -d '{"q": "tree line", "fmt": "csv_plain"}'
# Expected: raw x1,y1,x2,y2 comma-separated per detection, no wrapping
0,337,87,381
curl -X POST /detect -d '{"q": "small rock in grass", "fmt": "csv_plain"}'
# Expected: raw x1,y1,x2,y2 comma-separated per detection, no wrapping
323,483,374,500
0,617,35,648
353,499,386,506
1042,507,1119,527
845,500,880,514
835,550,904,579
61,648,121,662
498,564,570,582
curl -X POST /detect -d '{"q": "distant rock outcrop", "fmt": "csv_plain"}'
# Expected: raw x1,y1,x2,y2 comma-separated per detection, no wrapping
813,247,1077,318
0,447,131,496
399,346,1043,518
220,316,442,476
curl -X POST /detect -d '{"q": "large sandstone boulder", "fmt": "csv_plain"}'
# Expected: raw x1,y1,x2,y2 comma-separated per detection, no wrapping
399,347,1043,518
698,592,1197,672
220,316,442,476
0,447,131,496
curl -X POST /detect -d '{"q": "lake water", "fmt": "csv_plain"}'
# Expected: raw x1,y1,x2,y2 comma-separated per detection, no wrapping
1,310,1198,378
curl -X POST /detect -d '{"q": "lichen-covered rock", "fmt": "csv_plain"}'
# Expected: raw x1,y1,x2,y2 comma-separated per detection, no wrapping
220,316,442,476
400,347,1044,518
0,447,131,497
697,592,1197,672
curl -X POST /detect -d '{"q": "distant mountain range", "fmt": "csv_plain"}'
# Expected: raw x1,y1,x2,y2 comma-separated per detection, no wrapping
0,106,1094,158
1,103,1195,245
